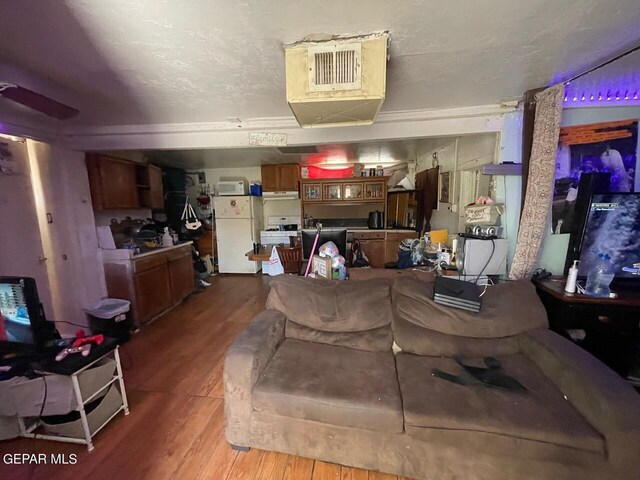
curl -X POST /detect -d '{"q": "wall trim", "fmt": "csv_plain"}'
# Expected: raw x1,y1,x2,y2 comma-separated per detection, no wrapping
3,104,516,151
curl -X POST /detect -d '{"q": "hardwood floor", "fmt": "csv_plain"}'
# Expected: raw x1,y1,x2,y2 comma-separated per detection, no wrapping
0,275,410,480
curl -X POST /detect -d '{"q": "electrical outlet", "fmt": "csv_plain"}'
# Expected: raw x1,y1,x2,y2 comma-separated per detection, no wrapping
197,171,206,184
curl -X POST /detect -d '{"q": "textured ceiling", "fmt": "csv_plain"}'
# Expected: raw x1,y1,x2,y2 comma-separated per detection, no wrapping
0,0,639,130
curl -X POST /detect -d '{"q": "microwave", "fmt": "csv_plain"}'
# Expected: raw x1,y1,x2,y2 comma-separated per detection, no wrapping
217,181,247,196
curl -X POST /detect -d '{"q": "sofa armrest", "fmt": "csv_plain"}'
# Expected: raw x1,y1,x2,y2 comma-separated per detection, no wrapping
520,329,640,474
224,309,285,446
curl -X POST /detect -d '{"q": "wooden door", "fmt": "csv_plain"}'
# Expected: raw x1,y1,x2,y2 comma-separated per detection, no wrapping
169,255,195,304
148,165,164,209
0,139,55,322
261,165,279,192
96,156,138,209
134,264,172,323
277,164,300,191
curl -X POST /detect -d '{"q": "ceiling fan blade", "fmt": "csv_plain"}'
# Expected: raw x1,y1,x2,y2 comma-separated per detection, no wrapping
0,83,79,120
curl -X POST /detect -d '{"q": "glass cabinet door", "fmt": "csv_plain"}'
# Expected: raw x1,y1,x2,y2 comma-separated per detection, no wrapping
365,181,385,200
323,183,342,201
302,183,322,201
343,182,363,201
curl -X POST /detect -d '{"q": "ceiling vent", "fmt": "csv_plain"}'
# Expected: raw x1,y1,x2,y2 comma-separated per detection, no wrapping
285,32,389,128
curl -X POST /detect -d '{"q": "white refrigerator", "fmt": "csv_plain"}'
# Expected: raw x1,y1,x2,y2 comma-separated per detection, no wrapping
214,196,263,273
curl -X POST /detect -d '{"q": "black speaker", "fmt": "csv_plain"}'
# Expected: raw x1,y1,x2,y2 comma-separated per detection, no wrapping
563,172,611,274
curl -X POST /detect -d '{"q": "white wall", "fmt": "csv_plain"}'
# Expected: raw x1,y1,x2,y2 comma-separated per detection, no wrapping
494,111,524,269
415,133,499,238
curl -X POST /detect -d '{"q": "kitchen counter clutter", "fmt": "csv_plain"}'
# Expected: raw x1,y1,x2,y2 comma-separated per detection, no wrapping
250,230,418,269
101,242,195,325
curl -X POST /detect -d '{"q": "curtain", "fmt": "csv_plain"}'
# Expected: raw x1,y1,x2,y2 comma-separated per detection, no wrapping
415,166,439,232
509,84,565,279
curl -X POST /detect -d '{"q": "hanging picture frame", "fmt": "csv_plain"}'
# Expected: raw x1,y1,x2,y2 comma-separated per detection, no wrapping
439,172,451,203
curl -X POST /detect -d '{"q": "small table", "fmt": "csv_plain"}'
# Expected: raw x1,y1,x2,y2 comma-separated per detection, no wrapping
534,277,640,379
16,345,129,451
245,244,279,262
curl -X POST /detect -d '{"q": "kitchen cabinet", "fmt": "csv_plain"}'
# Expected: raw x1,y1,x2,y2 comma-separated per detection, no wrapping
87,153,164,211
168,250,196,304
385,232,409,264
301,177,387,204
87,154,139,210
136,164,164,209
261,164,300,192
364,181,385,201
102,243,195,325
134,264,173,321
343,182,363,201
302,183,322,202
352,231,386,268
323,183,343,201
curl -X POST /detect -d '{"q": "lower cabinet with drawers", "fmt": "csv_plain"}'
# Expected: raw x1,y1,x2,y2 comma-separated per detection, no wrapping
102,243,195,326
349,230,418,269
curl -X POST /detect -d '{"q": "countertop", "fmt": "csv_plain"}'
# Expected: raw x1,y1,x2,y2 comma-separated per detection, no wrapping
102,241,193,261
301,228,417,233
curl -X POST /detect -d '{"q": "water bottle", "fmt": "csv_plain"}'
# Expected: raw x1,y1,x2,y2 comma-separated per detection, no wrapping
585,253,615,297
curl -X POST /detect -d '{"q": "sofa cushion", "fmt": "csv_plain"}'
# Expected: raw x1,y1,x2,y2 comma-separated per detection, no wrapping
285,320,392,353
253,338,404,433
392,276,548,340
393,314,521,357
267,275,394,352
396,352,605,455
267,275,393,332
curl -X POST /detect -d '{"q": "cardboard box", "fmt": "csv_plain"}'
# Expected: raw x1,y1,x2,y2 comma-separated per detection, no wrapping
312,255,332,279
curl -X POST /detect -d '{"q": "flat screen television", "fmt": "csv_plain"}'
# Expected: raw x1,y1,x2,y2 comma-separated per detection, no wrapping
0,276,59,352
577,193,640,282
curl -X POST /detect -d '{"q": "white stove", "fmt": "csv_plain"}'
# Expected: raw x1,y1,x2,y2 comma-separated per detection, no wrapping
260,216,300,274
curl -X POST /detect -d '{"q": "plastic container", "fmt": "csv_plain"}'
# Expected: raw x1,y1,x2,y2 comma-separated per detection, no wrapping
585,253,615,297
84,299,132,344
250,183,262,196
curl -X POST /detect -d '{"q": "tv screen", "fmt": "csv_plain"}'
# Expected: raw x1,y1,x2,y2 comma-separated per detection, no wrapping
0,276,58,350
0,281,37,344
577,193,640,278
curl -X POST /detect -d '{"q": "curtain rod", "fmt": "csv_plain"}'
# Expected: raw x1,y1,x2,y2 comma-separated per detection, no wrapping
564,44,640,84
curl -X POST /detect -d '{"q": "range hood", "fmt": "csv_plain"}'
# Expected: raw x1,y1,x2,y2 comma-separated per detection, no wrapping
262,191,300,200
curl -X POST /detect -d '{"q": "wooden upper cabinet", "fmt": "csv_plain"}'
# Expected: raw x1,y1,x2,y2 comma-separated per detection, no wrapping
261,164,300,192
87,153,164,210
277,164,300,191
137,164,164,209
87,154,139,210
261,165,279,191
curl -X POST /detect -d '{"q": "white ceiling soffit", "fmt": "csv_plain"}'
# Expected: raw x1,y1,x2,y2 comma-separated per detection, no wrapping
0,0,639,142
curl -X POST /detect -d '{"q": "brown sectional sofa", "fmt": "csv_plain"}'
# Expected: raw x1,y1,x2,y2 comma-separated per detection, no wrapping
224,274,640,480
